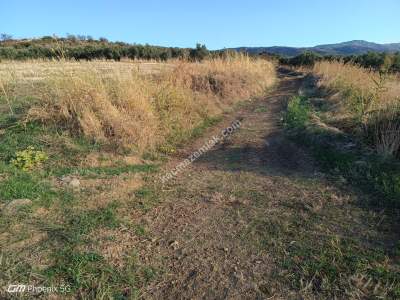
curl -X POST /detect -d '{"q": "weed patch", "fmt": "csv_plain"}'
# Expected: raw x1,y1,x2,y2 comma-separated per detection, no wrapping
0,169,56,206
45,248,156,297
283,96,311,129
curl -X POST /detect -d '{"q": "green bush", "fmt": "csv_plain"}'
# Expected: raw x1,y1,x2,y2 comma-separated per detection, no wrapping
189,43,209,61
281,51,322,67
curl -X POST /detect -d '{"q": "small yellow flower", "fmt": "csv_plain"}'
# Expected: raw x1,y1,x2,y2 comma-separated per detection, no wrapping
11,146,48,171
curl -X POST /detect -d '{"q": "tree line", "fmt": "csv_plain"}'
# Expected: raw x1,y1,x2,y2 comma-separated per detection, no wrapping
278,51,400,72
0,35,211,61
2,34,399,73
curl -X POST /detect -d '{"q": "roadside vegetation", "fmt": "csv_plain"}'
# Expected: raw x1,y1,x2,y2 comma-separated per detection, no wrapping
278,65,400,298
313,61,400,157
0,54,276,298
283,61,400,206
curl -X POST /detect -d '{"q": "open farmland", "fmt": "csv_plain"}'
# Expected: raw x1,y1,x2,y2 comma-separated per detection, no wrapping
0,55,399,299
2,0,400,298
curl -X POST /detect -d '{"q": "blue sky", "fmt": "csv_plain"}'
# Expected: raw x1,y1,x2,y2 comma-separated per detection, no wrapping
1,0,399,49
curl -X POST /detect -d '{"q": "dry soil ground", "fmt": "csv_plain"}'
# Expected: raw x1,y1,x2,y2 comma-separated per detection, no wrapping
125,69,399,299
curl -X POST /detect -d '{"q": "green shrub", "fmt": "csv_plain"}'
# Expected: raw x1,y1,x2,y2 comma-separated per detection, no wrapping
189,43,209,61
282,51,322,67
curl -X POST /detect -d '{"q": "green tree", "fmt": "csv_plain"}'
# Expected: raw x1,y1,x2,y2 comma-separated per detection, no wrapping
190,43,209,61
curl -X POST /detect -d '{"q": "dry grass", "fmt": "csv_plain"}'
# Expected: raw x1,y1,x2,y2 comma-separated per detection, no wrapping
314,61,400,110
313,61,400,157
0,55,276,152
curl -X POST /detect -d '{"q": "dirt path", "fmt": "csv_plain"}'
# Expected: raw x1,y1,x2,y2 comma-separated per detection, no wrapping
131,70,398,299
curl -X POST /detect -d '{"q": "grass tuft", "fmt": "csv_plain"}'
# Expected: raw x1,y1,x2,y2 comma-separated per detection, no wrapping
283,96,311,129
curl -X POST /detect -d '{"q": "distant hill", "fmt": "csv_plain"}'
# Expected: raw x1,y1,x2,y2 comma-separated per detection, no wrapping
232,40,400,57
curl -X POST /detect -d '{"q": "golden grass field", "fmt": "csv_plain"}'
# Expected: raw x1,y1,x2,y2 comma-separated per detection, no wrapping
0,56,276,152
313,61,400,109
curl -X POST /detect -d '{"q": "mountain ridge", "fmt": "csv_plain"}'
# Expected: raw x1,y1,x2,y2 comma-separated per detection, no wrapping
231,40,400,56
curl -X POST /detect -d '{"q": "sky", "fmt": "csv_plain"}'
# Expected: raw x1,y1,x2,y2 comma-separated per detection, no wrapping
1,0,399,50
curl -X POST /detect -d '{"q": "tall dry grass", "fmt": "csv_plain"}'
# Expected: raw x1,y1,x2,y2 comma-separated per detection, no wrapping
0,55,276,152
314,61,400,109
313,61,400,157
